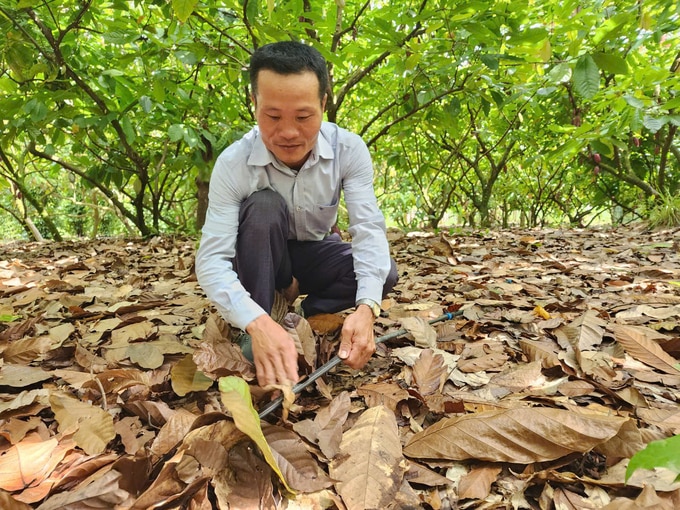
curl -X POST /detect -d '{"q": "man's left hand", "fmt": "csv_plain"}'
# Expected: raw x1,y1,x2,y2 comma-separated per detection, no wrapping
337,304,376,369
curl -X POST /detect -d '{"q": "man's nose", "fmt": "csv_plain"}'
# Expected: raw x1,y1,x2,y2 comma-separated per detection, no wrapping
278,119,299,139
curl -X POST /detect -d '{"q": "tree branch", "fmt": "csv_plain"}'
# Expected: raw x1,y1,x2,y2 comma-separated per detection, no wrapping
27,145,140,227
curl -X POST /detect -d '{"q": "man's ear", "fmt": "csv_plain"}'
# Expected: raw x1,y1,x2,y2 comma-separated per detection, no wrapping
321,93,328,111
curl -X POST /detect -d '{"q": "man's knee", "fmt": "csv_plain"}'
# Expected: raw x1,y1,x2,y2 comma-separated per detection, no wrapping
239,189,288,229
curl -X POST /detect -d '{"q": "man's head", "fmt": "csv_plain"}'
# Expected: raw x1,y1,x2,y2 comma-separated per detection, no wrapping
249,41,329,170
250,41,329,104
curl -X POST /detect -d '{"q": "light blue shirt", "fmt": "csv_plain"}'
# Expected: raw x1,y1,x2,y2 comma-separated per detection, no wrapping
195,122,391,330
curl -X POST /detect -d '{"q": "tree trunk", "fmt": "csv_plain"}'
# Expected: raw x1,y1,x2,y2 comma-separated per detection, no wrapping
195,177,210,231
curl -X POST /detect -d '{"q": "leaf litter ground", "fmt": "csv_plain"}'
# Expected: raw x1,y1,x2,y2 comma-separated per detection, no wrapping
1,226,680,509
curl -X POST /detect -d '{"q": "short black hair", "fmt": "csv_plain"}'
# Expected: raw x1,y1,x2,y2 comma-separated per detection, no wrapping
250,41,329,103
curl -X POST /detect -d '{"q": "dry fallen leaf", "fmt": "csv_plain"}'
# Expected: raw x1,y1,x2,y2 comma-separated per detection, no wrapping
412,348,447,396
403,407,628,463
458,463,502,500
49,394,116,456
293,391,350,459
400,316,438,348
264,424,334,493
330,405,406,510
612,324,680,375
170,354,214,396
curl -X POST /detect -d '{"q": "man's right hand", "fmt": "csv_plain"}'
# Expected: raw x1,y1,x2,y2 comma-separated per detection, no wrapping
246,314,299,387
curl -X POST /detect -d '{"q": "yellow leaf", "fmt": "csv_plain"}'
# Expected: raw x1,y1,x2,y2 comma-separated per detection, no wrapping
534,305,551,320
218,376,295,495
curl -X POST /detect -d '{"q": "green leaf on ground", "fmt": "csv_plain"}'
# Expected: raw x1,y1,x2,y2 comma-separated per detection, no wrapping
626,435,680,482
218,376,295,495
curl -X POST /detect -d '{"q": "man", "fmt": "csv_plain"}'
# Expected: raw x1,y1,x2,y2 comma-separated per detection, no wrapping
195,41,398,387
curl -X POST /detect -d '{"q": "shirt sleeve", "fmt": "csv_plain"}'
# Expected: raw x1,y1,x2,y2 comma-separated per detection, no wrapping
194,151,266,331
340,133,392,305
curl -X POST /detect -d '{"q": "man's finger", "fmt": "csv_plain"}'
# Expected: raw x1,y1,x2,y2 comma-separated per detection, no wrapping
338,335,353,359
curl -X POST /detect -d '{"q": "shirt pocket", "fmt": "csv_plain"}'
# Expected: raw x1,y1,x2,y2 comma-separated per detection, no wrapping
309,202,339,239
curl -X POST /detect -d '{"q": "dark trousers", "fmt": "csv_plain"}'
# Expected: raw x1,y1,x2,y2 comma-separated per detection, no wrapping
233,189,398,317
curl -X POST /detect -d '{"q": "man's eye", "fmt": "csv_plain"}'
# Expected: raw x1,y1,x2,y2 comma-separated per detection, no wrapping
267,115,280,120
297,116,310,121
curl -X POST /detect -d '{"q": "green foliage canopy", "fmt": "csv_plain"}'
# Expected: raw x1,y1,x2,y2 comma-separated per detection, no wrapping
0,0,678,239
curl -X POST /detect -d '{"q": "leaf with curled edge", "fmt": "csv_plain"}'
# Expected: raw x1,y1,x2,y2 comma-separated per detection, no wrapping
194,314,256,381
263,424,333,493
329,406,406,510
293,391,350,460
612,324,680,375
282,313,316,369
403,407,627,463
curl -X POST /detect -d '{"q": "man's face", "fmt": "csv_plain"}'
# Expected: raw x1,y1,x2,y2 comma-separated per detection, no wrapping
253,69,327,170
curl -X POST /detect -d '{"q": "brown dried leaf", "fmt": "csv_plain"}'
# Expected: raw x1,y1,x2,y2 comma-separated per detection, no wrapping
220,442,277,508
357,382,410,413
557,310,606,353
400,316,437,348
114,416,156,455
307,313,345,336
129,457,195,509
488,360,544,392
636,408,680,435
49,393,116,456
0,490,32,510
458,463,502,500
412,349,446,396
2,336,53,364
457,352,509,373
0,364,52,387
150,408,199,457
193,337,256,381
403,408,627,463
283,312,317,368
0,437,63,492
34,470,130,510
558,380,596,397
520,338,563,369
612,325,680,375
404,461,452,487
0,389,50,418
264,424,334,493
329,406,406,510
293,391,350,459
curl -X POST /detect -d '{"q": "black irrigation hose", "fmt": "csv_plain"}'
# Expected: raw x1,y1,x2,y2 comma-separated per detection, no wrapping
258,310,464,419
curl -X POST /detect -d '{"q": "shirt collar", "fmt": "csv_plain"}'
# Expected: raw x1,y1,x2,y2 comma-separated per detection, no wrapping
246,124,335,168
